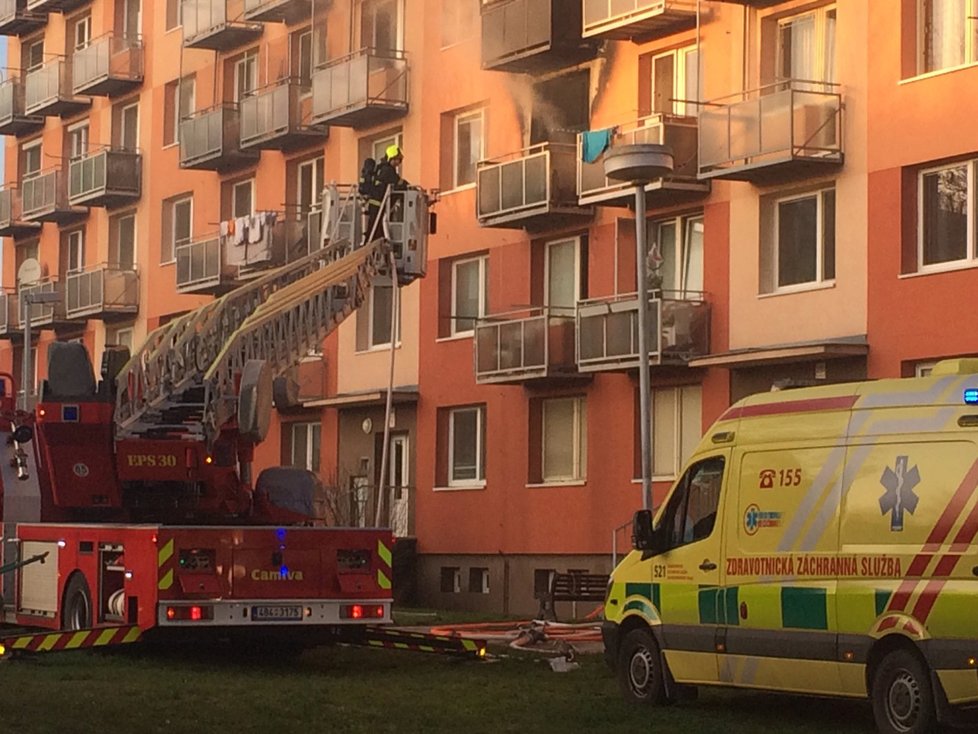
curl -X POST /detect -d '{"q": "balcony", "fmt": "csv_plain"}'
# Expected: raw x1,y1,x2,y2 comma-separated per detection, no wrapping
481,0,595,73
67,148,141,208
175,213,287,294
0,289,16,336
179,104,259,172
310,48,408,129
65,264,138,321
582,0,696,41
21,169,86,224
698,81,844,183
0,185,41,237
0,0,46,37
243,0,310,23
576,292,710,372
477,142,592,230
71,34,144,97
17,279,68,330
24,59,90,117
25,0,86,12
182,0,263,51
240,78,326,151
474,307,580,384
578,115,708,207
0,76,43,136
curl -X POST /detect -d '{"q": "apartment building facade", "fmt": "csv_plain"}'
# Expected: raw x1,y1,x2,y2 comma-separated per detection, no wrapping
1,0,975,616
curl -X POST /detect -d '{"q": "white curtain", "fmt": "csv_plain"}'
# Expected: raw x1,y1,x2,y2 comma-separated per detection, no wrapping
925,0,966,72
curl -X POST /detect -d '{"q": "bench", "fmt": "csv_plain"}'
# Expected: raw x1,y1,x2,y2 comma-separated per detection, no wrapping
538,572,609,621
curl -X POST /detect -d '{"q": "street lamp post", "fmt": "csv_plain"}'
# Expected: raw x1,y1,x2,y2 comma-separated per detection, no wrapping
603,144,674,512
20,289,61,411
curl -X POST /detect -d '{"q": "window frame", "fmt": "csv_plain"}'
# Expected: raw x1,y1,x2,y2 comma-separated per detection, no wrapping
67,120,89,160
107,325,134,351
233,50,259,103
657,455,725,552
289,421,322,473
21,140,42,178
544,237,581,315
65,229,84,274
447,405,485,488
774,4,837,87
917,159,975,273
650,212,705,295
163,194,193,265
649,44,699,117
231,178,256,219
449,254,488,337
771,186,836,292
452,108,485,190
541,396,587,484
358,0,404,51
651,384,703,482
917,0,978,75
111,211,137,269
296,156,325,218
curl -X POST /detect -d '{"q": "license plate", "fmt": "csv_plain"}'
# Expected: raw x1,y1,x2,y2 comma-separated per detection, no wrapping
251,605,303,621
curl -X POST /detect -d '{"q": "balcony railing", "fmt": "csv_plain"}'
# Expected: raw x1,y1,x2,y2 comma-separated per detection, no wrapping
25,0,86,12
17,279,66,329
582,0,696,40
0,288,16,336
474,307,579,384
24,59,90,117
65,264,139,320
578,115,708,207
698,81,844,183
0,0,46,37
175,213,286,294
477,142,592,229
311,48,408,128
21,169,86,223
243,0,310,23
179,104,259,172
182,0,263,51
482,0,595,73
576,291,710,371
240,78,326,150
68,148,141,208
71,34,144,97
0,185,40,237
0,75,43,136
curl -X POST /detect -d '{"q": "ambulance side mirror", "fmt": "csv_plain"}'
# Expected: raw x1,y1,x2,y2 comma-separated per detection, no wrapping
632,510,655,551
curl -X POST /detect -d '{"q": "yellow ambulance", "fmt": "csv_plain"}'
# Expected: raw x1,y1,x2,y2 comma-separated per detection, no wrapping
603,360,978,734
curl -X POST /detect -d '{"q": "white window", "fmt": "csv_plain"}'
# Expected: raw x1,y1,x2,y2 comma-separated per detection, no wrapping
372,131,403,162
66,230,84,273
360,0,402,51
542,396,587,483
112,213,136,269
73,14,91,51
67,122,89,160
165,0,181,31
440,566,461,593
448,405,484,486
233,51,258,103
919,0,978,73
108,326,134,351
468,568,489,594
919,161,973,269
297,157,325,217
545,238,580,315
451,255,488,336
232,179,255,219
776,6,836,87
290,422,321,472
650,214,704,294
651,385,702,480
118,103,139,151
453,109,484,189
915,361,938,377
767,187,836,292
650,45,699,116
368,282,399,348
21,141,41,177
121,0,141,40
163,195,192,264
441,0,477,49
23,39,43,72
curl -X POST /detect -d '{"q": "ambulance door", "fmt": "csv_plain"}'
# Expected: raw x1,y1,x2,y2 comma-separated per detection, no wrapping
654,453,728,685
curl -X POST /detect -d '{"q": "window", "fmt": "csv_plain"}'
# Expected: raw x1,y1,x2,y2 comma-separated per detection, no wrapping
110,212,136,269
441,0,477,48
919,161,972,268
440,567,461,593
22,38,43,72
289,422,321,472
370,131,403,163
70,13,91,52
64,230,84,273
453,109,484,189
107,326,134,351
360,0,402,51
232,179,255,219
650,214,704,294
649,45,699,116
762,187,836,292
534,569,555,597
468,568,489,594
234,50,258,103
21,140,41,178
297,157,325,217
119,0,141,40
915,361,938,377
530,70,589,145
292,27,326,86
165,0,181,31
357,280,400,350
163,75,195,146
776,6,836,87
919,0,978,73
451,255,488,335
162,194,192,264
15,241,39,287
545,238,581,314
67,122,89,160
114,102,139,151
657,456,725,551
651,385,702,480
541,397,587,483
448,405,485,486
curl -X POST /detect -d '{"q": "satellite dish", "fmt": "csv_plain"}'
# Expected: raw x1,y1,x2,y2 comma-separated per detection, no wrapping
17,258,41,285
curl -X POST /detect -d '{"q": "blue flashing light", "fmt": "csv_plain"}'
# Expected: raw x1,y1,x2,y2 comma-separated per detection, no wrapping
276,528,286,542
279,566,289,578
62,405,79,422
965,389,978,405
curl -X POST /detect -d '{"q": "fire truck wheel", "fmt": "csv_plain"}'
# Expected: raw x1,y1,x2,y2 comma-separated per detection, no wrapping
871,647,936,734
617,627,668,706
62,573,92,631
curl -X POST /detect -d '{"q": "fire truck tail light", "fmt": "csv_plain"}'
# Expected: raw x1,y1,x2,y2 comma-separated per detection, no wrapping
166,605,213,622
340,604,384,620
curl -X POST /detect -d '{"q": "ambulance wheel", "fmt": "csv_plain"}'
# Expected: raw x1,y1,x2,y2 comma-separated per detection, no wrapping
62,574,92,631
871,648,936,734
618,628,667,706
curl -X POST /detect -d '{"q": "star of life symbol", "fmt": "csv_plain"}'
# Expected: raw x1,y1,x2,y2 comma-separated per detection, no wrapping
879,456,920,532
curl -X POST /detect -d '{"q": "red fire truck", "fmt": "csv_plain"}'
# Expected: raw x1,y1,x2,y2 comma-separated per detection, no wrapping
0,187,435,656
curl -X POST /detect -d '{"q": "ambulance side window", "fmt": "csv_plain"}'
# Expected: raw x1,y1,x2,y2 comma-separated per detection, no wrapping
660,457,725,551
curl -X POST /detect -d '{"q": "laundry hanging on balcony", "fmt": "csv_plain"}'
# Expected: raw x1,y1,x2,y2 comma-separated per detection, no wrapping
222,211,278,267
581,128,614,164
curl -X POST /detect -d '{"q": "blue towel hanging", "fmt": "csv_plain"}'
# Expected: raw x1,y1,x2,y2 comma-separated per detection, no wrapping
581,128,614,164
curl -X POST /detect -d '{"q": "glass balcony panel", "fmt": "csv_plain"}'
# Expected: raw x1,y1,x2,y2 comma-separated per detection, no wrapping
500,161,524,212
311,49,408,127
71,34,143,96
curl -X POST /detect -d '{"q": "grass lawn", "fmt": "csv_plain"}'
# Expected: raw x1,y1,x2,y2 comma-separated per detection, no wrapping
0,642,881,734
